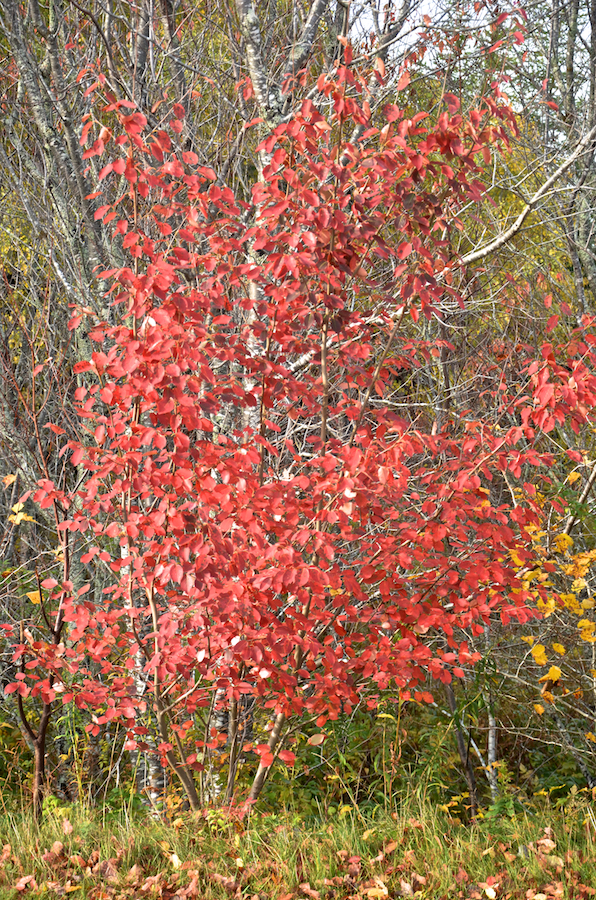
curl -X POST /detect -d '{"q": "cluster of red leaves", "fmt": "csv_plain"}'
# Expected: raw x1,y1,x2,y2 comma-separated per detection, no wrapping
7,65,596,767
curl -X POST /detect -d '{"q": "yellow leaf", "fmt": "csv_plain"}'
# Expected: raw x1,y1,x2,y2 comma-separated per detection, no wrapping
567,471,581,485
555,533,573,553
365,878,388,899
521,636,535,645
583,598,595,609
531,644,548,665
8,501,36,526
534,704,545,715
586,732,596,743
572,577,588,593
2,474,16,487
552,643,566,655
539,666,562,684
26,591,42,605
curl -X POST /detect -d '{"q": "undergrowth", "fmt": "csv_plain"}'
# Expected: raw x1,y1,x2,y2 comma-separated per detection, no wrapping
0,791,595,899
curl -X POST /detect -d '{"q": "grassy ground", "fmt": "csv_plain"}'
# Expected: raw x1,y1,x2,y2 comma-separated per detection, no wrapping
0,794,595,899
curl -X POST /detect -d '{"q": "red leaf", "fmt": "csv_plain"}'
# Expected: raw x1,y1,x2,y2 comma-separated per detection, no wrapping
396,68,410,91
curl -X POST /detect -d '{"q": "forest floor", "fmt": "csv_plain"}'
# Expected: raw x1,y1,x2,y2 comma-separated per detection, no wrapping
0,797,594,900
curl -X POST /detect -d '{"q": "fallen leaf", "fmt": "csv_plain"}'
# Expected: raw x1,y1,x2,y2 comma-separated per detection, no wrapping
210,873,239,892
62,818,73,835
299,884,320,899
348,856,361,878
127,863,144,882
456,867,469,884
95,857,118,880
365,877,388,898
14,875,38,892
536,838,556,854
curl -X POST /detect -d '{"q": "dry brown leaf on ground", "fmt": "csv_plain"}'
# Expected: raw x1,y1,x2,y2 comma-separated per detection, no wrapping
14,874,38,892
299,883,320,899
210,872,239,893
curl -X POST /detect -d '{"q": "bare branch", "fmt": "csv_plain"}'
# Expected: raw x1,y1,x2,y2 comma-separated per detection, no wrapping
462,123,596,266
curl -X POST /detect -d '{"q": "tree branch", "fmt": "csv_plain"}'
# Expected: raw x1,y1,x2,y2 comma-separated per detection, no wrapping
462,123,596,266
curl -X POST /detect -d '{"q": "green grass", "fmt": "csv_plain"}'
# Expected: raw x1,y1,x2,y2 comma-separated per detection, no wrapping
0,793,595,898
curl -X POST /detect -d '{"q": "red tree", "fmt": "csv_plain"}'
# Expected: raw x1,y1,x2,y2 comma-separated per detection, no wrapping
8,59,594,810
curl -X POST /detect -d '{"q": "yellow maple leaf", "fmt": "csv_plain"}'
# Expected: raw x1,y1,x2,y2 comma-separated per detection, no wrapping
2,473,16,487
567,471,581,485
552,643,566,655
539,666,562,684
534,704,545,715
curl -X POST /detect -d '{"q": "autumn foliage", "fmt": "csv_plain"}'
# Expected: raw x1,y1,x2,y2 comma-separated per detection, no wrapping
7,57,596,807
